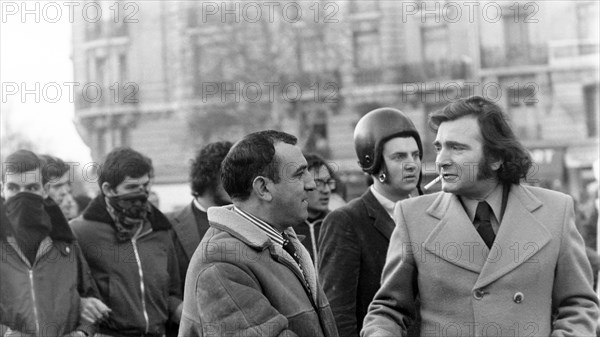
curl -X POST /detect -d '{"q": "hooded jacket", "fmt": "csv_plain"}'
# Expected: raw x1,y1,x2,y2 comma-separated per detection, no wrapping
0,198,99,337
70,196,181,337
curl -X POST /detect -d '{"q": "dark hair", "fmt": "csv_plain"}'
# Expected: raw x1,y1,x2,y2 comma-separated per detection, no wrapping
39,154,70,185
428,96,532,185
304,153,334,177
2,150,42,182
222,130,297,201
190,141,233,197
98,147,153,192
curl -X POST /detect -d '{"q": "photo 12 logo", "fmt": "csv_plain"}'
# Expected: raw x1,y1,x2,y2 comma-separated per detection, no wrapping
200,81,339,104
401,1,539,24
193,1,339,24
1,1,139,23
1,82,139,104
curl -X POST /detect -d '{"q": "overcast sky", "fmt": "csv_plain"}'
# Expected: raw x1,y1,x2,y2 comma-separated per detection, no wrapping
1,5,91,162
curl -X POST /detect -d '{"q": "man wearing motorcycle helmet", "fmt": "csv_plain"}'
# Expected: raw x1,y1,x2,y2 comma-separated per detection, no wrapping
318,108,422,337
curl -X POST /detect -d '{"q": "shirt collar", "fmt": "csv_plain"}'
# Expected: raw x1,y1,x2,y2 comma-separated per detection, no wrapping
233,206,284,246
460,183,504,223
193,198,207,212
370,186,396,219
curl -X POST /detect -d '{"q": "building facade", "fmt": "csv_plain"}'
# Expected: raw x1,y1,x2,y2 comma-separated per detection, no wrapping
72,1,599,209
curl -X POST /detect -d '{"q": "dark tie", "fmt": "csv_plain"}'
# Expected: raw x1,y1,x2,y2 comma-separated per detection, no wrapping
474,201,495,249
282,233,312,296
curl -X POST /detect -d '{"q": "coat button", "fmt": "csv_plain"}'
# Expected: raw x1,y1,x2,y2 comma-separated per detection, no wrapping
473,289,485,300
513,292,524,304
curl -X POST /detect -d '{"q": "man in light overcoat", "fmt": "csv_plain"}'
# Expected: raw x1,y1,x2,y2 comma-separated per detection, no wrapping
362,96,599,337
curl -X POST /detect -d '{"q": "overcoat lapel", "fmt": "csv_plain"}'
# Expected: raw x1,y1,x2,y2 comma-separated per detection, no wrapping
424,193,488,273
422,186,552,287
474,185,551,289
363,190,395,240
172,204,201,259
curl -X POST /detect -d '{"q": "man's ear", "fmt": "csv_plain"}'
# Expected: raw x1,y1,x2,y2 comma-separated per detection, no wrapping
42,182,50,199
490,158,503,171
252,176,273,202
101,182,114,196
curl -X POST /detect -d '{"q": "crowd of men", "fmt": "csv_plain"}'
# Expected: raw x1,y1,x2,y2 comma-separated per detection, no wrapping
1,96,599,337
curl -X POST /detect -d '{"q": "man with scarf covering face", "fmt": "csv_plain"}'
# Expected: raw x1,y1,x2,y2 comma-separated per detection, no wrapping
0,149,102,337
70,147,183,337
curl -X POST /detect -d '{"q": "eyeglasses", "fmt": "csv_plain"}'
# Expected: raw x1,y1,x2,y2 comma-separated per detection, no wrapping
314,179,336,190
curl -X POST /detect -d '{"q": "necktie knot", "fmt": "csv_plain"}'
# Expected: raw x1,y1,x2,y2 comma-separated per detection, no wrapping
475,201,492,223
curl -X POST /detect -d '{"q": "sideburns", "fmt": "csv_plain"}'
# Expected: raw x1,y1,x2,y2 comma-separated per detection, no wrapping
476,156,496,181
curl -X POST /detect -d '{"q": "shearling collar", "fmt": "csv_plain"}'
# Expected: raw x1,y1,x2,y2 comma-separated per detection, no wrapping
0,197,75,243
207,205,301,251
82,195,172,231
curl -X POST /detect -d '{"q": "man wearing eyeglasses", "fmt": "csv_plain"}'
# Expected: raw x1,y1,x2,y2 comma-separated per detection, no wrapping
296,153,336,268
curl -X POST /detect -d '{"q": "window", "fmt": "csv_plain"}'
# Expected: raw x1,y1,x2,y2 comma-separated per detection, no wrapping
97,128,107,157
300,30,325,73
502,76,540,140
302,109,329,156
584,83,599,138
577,3,598,40
503,12,530,62
507,83,537,107
349,2,380,14
119,127,130,146
422,25,449,63
84,1,102,40
118,53,127,84
193,41,230,97
95,56,107,86
353,29,381,69
85,21,102,41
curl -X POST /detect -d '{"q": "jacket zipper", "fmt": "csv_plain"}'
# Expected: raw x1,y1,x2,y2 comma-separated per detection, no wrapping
29,270,40,336
307,222,318,268
131,237,150,333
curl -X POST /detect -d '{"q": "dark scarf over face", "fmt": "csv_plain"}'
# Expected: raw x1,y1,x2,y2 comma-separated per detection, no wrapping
105,190,152,242
4,193,52,263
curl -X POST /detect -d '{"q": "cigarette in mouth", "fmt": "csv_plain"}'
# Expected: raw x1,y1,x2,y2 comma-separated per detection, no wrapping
424,176,442,191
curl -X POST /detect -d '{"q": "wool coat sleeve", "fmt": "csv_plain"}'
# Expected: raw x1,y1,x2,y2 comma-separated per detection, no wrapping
318,210,361,337
551,197,599,336
194,263,298,337
361,203,417,337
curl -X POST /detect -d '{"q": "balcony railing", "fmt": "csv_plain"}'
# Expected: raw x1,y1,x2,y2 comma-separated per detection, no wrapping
481,44,548,68
353,59,471,86
85,22,129,41
75,85,139,110
348,1,380,14
353,68,383,85
85,23,102,41
549,39,599,64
